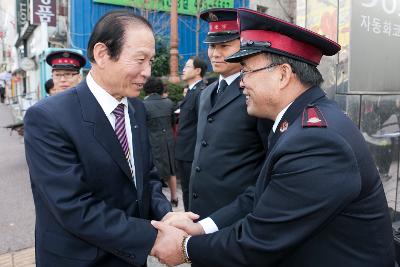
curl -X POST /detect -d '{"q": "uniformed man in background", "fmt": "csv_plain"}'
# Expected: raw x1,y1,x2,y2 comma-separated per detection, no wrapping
187,8,272,221
46,50,86,93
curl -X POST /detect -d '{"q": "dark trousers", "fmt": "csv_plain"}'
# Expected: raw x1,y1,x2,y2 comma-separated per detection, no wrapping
175,159,192,211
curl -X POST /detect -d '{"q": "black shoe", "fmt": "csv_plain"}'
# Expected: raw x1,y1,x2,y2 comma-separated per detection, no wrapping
381,173,392,181
171,198,179,207
161,179,168,188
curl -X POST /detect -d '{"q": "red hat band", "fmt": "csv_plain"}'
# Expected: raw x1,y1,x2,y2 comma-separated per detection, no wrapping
209,20,238,33
241,30,323,65
51,58,80,67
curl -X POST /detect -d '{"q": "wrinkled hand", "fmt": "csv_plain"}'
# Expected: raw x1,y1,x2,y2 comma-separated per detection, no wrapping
162,211,203,236
151,220,186,266
170,219,204,236
162,211,199,225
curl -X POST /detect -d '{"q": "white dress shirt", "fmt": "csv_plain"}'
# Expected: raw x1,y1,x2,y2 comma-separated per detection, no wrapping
86,72,136,186
188,79,202,90
219,72,241,88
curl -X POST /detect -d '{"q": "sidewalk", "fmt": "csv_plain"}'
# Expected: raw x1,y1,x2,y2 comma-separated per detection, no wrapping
0,248,35,267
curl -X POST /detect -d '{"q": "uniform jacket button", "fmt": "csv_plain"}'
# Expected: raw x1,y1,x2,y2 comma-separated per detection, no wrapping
207,117,214,123
193,193,198,199
195,166,201,172
201,140,208,147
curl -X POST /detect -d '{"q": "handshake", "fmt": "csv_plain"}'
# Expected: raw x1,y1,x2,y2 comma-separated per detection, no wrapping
150,211,203,266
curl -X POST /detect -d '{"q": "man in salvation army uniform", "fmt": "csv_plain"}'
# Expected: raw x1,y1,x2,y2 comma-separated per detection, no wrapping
187,8,272,221
150,8,395,267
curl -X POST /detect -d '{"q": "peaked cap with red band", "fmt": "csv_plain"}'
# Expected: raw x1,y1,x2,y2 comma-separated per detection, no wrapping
46,50,86,71
200,8,239,44
225,8,341,66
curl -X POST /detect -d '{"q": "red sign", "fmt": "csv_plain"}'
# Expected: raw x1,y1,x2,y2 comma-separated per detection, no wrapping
31,0,56,26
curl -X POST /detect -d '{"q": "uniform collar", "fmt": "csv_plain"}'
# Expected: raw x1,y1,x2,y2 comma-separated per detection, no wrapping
272,103,293,133
220,72,240,86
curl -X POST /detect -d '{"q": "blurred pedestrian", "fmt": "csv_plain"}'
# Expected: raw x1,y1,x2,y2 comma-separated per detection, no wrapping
143,77,178,206
46,50,86,93
175,56,207,211
0,83,5,103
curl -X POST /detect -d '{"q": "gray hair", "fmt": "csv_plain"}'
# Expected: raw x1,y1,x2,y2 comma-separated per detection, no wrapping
265,53,324,87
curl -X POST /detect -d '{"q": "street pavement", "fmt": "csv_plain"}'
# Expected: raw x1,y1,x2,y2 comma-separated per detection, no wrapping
0,103,35,254
0,103,189,267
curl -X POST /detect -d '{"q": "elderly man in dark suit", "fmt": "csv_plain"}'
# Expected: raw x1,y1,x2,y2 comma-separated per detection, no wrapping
24,11,171,267
151,8,395,267
175,56,207,211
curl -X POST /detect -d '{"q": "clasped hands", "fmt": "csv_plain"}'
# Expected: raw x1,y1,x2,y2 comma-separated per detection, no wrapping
150,211,204,266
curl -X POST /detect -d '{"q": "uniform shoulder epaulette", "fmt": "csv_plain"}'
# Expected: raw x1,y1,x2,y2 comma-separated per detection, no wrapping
302,104,327,128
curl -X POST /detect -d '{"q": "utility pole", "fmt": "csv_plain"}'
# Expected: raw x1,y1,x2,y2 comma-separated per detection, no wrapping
195,0,202,56
169,0,180,83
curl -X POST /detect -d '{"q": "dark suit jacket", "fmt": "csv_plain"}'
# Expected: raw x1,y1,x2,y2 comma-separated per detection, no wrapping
188,86,395,267
175,80,206,162
24,80,171,267
189,77,273,219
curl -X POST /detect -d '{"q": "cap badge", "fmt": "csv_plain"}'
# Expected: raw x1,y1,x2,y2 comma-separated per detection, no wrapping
63,52,70,58
208,12,218,21
279,120,289,133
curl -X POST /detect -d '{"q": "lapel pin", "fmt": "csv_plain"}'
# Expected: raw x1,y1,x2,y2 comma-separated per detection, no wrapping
279,120,289,133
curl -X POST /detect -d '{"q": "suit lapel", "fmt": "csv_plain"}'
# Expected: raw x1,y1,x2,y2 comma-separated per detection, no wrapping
127,102,143,198
76,80,134,181
180,81,203,107
209,77,242,115
201,81,217,115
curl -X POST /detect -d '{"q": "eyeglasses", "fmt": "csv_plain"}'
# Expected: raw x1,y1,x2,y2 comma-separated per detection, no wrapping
240,63,280,83
53,72,79,80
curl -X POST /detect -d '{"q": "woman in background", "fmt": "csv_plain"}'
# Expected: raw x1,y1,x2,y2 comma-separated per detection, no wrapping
143,77,178,206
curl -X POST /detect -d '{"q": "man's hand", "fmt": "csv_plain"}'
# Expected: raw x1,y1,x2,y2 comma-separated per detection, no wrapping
150,221,186,266
162,211,199,224
161,211,204,236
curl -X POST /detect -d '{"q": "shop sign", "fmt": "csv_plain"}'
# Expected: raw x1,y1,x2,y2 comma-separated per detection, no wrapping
31,0,56,26
93,0,234,16
16,0,29,33
349,0,400,93
20,58,36,71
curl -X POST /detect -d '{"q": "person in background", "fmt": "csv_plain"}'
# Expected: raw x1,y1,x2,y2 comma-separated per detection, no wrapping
186,8,272,220
0,83,5,103
44,78,56,96
175,56,207,211
143,77,178,207
151,8,394,267
46,50,86,93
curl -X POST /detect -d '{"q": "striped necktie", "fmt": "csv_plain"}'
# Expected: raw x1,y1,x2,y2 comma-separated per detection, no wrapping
113,103,135,181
